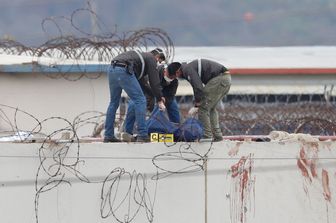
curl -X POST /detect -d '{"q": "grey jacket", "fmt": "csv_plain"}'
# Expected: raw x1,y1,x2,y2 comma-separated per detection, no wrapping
112,51,163,101
180,59,228,103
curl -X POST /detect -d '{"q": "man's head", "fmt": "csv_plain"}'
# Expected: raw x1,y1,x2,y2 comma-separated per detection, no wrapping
169,62,182,76
163,62,181,82
150,48,166,63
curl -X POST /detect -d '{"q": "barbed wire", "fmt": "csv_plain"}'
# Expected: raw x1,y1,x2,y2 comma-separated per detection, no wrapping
217,99,336,136
0,6,175,81
1,100,336,222
0,104,208,223
0,104,159,223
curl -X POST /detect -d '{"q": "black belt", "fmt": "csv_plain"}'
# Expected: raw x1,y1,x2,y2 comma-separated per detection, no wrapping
111,60,128,68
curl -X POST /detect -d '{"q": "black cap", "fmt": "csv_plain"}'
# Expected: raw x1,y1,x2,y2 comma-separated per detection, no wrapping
167,62,181,77
151,48,163,54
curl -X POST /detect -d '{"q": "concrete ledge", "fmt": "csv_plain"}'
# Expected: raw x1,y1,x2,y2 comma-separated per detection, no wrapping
0,140,335,223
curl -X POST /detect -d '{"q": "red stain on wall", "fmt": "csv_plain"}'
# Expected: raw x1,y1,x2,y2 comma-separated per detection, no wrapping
228,142,243,157
230,154,255,223
231,156,247,178
297,143,333,205
297,145,318,182
322,169,331,202
297,156,311,181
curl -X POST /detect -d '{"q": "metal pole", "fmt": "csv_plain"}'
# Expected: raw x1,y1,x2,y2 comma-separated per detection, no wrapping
204,157,208,223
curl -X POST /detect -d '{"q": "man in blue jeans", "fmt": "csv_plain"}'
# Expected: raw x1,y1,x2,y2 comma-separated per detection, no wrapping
121,63,181,141
104,50,166,143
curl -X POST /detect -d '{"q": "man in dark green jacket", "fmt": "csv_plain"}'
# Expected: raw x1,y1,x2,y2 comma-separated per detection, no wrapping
171,59,231,141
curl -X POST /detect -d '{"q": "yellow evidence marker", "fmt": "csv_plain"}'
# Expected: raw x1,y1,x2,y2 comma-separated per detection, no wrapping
150,133,174,143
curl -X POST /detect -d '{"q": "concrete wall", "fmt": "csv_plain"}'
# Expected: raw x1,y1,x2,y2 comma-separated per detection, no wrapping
0,140,335,223
0,72,108,119
0,72,109,135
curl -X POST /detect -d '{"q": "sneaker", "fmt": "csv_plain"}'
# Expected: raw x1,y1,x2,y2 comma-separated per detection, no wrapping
255,137,270,142
103,137,121,143
200,137,213,142
120,132,135,142
199,135,223,142
214,135,223,142
136,135,150,143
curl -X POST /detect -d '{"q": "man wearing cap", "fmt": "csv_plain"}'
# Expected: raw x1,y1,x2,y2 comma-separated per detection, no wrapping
104,49,166,143
138,48,167,112
151,48,166,64
121,62,181,141
171,59,231,142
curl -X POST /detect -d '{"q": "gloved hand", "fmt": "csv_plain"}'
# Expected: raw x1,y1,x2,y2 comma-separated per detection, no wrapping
188,107,199,116
158,101,166,111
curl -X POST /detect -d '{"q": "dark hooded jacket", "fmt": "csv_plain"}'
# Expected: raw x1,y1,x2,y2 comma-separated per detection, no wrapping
179,59,228,103
112,51,163,101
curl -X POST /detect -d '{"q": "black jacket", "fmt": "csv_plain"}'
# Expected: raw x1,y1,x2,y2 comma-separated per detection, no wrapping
157,64,178,105
112,51,163,101
180,59,228,103
139,64,178,110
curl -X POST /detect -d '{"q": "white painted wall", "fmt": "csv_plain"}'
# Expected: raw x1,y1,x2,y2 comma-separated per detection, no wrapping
0,72,108,117
0,140,335,223
0,72,109,135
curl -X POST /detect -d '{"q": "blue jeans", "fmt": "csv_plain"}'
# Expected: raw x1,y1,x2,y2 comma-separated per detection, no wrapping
124,98,180,134
104,66,147,139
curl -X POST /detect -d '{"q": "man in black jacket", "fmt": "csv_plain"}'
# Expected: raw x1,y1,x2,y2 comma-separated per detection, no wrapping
104,50,166,143
171,59,231,142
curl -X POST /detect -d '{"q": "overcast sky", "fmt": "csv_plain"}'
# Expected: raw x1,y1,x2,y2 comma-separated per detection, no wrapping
0,0,335,46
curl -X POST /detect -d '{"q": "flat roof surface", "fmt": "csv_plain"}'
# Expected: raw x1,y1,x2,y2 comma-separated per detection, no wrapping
1,46,336,73
174,46,336,69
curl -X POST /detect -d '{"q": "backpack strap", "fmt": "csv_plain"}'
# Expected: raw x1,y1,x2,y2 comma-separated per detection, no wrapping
197,58,202,77
134,50,145,80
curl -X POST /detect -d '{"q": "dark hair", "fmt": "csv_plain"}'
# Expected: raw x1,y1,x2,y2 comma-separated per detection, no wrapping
150,48,166,61
167,62,181,76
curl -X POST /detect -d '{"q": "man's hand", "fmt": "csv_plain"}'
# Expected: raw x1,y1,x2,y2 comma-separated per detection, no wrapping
158,101,166,111
188,107,199,116
195,102,201,107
